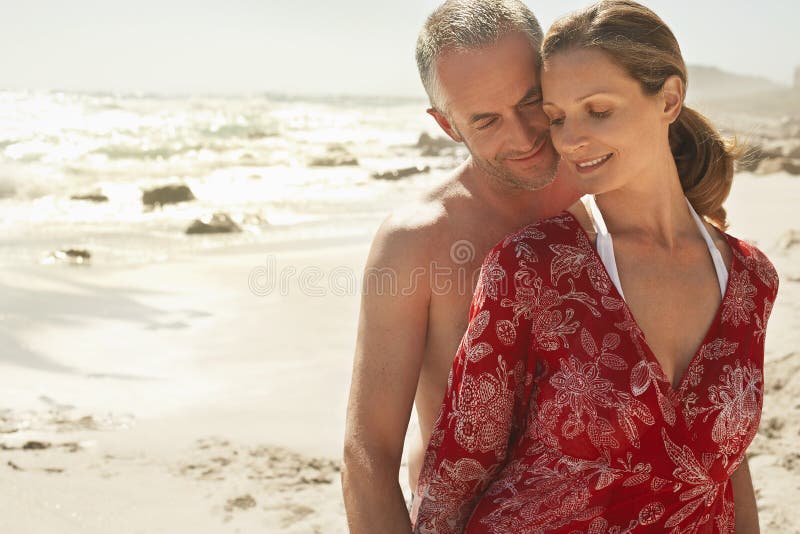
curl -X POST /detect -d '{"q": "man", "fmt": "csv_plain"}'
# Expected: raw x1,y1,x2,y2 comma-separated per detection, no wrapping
342,1,580,531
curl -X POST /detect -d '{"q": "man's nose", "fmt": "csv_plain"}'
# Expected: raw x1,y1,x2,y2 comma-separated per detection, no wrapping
506,112,537,152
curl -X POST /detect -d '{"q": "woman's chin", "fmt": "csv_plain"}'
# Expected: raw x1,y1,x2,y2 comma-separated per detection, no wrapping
575,174,615,195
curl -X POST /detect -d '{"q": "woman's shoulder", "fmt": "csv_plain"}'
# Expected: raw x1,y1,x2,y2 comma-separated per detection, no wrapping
486,206,588,268
719,229,780,296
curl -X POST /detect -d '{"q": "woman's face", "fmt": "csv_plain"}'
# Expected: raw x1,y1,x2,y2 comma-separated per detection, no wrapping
541,48,674,194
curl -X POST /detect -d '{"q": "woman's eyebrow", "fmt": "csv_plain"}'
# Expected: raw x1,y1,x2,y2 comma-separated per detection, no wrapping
543,91,616,107
575,91,615,103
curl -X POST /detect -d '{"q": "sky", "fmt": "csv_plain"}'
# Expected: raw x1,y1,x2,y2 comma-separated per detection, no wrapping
0,0,798,96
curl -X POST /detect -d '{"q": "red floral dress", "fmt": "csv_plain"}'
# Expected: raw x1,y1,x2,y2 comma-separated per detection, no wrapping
412,212,779,533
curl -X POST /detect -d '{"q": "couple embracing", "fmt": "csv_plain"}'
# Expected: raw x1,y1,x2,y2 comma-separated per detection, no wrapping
344,1,778,532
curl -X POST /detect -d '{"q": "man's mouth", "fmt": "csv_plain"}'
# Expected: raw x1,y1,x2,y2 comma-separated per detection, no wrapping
505,139,547,163
574,153,613,172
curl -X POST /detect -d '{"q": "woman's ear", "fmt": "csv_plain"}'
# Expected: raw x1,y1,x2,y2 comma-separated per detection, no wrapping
661,75,684,124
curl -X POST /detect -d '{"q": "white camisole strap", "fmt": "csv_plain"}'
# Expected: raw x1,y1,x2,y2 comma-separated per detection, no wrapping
586,195,626,300
585,195,729,301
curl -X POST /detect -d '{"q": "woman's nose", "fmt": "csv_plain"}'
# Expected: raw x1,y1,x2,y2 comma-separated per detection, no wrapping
555,120,587,155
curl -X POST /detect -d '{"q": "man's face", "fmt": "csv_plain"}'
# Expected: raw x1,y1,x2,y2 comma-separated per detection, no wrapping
432,32,559,190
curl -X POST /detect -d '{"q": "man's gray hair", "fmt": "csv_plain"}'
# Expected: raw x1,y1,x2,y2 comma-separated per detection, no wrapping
415,0,544,113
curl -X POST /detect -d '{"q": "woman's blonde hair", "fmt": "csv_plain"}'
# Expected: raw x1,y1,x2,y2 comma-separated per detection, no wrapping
542,0,736,229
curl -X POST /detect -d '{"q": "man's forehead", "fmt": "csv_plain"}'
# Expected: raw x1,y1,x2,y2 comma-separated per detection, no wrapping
434,32,541,117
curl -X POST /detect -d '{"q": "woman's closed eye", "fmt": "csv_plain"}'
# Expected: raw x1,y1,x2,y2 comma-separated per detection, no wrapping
547,109,609,126
589,109,612,119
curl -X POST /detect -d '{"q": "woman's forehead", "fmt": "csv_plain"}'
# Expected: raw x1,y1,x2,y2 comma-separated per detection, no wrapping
541,49,640,104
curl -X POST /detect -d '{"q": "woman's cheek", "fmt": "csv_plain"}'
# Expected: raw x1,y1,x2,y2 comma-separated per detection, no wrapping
549,128,565,153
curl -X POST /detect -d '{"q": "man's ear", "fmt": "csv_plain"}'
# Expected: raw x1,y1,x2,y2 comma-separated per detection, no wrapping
427,108,463,143
661,75,684,124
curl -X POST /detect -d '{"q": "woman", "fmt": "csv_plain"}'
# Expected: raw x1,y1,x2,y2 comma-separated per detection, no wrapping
412,1,779,532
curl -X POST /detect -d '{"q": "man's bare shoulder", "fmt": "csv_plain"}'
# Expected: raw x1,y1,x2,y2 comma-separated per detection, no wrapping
370,170,473,267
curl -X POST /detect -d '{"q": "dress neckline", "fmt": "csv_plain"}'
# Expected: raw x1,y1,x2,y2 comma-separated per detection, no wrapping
585,194,729,300
561,204,737,396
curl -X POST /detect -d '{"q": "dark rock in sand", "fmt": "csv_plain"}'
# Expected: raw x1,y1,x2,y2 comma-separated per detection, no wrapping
225,494,256,512
738,139,793,173
142,184,195,206
371,165,431,181
416,132,457,156
60,442,81,453
309,144,358,167
64,249,91,260
759,139,800,158
48,249,92,264
760,141,789,158
737,139,793,172
186,213,242,235
71,193,109,203
309,155,358,166
755,157,800,176
22,441,51,450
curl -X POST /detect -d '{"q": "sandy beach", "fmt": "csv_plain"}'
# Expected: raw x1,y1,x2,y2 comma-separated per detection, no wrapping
0,169,797,533
0,234,370,533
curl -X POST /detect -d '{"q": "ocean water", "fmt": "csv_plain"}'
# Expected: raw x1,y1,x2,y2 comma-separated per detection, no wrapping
0,91,465,266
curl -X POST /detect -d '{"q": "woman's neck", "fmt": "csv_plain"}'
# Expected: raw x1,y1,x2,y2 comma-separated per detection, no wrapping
593,154,696,251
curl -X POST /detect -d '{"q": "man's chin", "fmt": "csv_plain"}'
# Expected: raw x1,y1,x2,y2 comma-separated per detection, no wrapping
467,149,559,192
492,162,558,191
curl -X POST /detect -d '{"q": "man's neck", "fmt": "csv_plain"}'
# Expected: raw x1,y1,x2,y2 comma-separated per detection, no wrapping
460,157,581,226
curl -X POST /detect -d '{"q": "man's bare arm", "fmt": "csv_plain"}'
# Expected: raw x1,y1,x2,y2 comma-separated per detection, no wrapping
342,216,433,533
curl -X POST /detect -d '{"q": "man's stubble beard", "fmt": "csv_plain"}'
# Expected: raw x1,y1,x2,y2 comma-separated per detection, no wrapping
463,137,559,192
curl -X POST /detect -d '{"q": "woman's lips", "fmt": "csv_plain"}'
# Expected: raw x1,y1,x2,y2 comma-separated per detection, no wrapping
573,153,613,174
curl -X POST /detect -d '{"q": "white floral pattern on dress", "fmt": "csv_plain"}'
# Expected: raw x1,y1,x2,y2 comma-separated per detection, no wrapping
451,355,516,455
733,241,780,290
660,428,726,531
415,458,491,534
550,355,614,419
754,297,773,343
701,361,762,459
550,229,613,296
721,269,757,326
461,310,493,363
473,249,505,309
